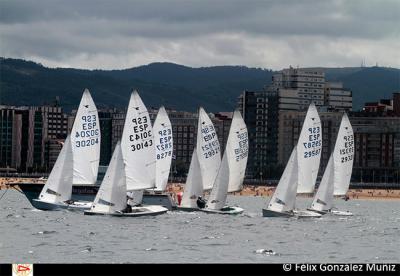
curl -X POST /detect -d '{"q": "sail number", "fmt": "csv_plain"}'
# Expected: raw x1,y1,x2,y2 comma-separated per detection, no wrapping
201,124,220,159
339,135,354,163
156,129,173,160
235,132,248,161
75,115,99,148
129,115,153,151
303,127,322,158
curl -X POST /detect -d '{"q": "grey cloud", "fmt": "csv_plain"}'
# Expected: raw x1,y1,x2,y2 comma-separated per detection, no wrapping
0,0,399,69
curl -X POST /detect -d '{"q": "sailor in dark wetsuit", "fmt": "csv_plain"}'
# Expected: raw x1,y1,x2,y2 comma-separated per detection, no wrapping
64,199,74,205
196,196,206,209
121,204,132,213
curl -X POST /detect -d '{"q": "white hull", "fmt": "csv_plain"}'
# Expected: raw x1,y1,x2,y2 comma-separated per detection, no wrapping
330,210,353,216
201,206,244,215
84,205,168,217
307,208,353,216
32,199,92,211
294,210,322,218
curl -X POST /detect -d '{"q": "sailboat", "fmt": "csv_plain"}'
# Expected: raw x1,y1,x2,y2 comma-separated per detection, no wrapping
131,106,176,209
33,89,100,210
84,141,168,217
308,113,354,216
177,107,221,211
202,110,248,215
85,90,168,216
178,149,204,211
262,103,322,218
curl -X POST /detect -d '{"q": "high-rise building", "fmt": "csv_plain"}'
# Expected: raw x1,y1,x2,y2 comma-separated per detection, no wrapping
238,91,275,179
238,67,353,179
98,110,113,166
0,105,68,172
324,82,352,111
350,112,400,185
0,107,18,168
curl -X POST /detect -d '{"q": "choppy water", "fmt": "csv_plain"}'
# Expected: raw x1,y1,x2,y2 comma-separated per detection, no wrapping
0,190,399,263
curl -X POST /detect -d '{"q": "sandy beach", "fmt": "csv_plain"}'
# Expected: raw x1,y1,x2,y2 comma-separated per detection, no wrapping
1,177,399,200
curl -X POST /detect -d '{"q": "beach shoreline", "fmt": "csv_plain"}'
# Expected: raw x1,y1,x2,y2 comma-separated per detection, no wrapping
1,177,399,200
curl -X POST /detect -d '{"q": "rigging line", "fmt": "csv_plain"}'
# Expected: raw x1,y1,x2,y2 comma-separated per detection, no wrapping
0,188,9,202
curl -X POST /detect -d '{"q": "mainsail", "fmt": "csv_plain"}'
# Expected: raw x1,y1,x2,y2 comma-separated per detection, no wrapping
70,89,101,184
121,90,156,191
180,149,203,208
333,113,354,196
153,106,173,191
90,142,127,213
296,103,322,194
227,111,249,193
207,110,249,210
38,135,74,203
196,107,221,190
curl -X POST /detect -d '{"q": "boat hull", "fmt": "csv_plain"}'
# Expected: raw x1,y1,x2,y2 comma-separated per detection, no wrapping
13,183,176,210
32,199,92,211
84,205,168,217
262,208,294,217
306,208,353,216
202,206,244,215
330,210,353,216
294,210,322,218
175,206,201,212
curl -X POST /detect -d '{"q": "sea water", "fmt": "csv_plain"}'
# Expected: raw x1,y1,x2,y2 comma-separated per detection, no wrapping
0,190,399,263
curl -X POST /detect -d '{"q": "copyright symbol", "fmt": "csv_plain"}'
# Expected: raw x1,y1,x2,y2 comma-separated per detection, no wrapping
283,264,292,271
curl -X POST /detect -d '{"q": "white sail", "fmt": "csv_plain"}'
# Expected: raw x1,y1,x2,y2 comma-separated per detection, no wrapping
207,110,249,210
90,142,127,213
180,149,203,208
296,103,322,194
206,150,230,210
38,135,73,203
196,107,221,190
121,90,156,191
153,106,173,191
228,111,249,193
127,190,144,206
333,113,354,196
310,154,335,212
266,147,298,213
70,89,101,184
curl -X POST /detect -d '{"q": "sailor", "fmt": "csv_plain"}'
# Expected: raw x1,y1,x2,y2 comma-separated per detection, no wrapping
121,204,132,213
196,196,206,209
64,199,74,205
121,195,133,213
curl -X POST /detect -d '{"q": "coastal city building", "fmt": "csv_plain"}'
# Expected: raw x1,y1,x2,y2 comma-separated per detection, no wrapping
0,89,398,188
0,105,68,172
238,67,353,178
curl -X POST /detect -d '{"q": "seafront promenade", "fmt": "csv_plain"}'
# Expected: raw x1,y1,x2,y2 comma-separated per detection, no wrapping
1,177,399,200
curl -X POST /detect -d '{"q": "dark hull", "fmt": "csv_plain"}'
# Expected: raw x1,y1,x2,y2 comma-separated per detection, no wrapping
175,206,200,212
201,206,244,215
13,183,177,210
262,208,294,217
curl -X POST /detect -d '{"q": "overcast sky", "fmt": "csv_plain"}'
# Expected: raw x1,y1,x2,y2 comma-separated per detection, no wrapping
1,0,399,70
